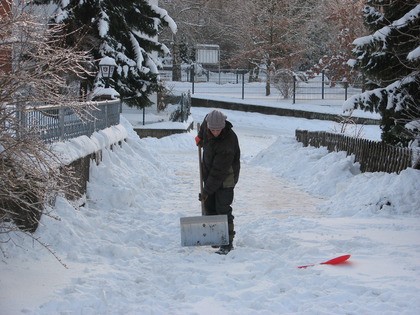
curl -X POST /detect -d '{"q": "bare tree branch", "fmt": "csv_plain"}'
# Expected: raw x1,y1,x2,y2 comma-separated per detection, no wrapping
1,0,95,265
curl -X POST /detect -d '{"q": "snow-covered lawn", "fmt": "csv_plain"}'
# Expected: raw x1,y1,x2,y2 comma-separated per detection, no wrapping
1,106,419,314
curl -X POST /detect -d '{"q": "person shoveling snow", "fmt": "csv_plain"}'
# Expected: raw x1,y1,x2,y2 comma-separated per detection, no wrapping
196,110,241,254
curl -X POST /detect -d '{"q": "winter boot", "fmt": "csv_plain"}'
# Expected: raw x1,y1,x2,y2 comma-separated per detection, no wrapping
216,244,232,255
215,222,235,255
212,222,234,249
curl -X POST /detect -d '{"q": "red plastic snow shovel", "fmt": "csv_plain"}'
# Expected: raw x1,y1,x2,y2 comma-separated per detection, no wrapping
179,123,229,247
298,255,351,269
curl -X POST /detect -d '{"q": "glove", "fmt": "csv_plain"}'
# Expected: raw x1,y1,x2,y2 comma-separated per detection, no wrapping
198,191,208,201
195,136,202,146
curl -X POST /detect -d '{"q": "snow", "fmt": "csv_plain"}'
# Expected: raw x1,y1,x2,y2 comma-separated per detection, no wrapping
347,58,357,67
1,92,420,314
129,33,145,69
50,124,128,164
98,9,109,38
407,46,420,61
393,4,420,30
90,87,120,99
99,56,117,67
149,3,177,34
354,4,420,49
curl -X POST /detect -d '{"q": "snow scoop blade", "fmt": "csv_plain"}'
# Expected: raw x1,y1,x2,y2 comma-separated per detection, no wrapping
320,255,351,266
180,215,229,247
298,255,351,269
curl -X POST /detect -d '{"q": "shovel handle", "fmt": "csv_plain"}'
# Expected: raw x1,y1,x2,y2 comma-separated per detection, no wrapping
197,123,205,216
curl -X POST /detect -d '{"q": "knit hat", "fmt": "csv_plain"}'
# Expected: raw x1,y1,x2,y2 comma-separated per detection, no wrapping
206,110,227,130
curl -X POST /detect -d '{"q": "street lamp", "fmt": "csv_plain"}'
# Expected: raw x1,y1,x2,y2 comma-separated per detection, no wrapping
99,56,116,88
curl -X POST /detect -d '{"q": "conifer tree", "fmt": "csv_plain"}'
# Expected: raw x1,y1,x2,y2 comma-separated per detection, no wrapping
54,0,176,108
345,1,420,146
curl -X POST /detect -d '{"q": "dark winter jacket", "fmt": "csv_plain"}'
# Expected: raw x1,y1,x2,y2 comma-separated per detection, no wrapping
198,119,240,195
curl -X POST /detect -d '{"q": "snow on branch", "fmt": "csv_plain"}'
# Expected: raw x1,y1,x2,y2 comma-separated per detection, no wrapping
149,4,177,34
407,46,420,61
129,33,145,69
98,9,110,38
353,5,420,48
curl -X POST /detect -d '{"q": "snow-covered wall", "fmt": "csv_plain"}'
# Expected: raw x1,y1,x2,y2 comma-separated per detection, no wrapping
50,124,128,165
50,124,128,197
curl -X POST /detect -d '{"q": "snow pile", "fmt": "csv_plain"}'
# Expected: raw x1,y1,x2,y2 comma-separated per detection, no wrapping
1,108,420,314
252,135,420,217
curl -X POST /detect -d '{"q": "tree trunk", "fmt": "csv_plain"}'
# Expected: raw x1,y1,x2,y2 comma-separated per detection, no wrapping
172,35,182,81
265,71,271,96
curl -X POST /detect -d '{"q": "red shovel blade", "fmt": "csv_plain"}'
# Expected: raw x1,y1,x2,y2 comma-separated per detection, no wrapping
320,254,351,265
298,255,351,269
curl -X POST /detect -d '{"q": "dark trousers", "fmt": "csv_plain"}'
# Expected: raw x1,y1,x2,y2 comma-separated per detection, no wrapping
204,187,235,244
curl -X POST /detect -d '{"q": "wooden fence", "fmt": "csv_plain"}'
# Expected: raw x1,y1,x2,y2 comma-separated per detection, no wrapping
295,130,416,174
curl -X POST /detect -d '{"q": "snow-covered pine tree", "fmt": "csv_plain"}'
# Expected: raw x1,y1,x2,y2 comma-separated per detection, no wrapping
345,1,420,147
54,0,176,108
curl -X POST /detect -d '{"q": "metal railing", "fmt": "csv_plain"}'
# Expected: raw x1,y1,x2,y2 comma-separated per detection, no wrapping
17,100,121,143
160,67,362,102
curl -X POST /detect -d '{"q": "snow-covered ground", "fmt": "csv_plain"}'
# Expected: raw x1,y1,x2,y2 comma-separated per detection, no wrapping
1,93,419,314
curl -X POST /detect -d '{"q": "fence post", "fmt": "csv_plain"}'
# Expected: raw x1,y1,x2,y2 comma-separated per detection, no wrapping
90,105,95,136
59,107,65,141
191,64,195,94
344,81,348,100
302,130,308,146
180,93,184,122
242,72,245,100
16,104,24,139
293,75,296,104
105,102,109,127
322,71,325,100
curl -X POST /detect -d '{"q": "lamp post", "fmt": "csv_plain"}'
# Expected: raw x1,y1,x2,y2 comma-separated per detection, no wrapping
99,56,116,88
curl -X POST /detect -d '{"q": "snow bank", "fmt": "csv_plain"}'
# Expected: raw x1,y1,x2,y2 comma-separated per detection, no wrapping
252,135,420,216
